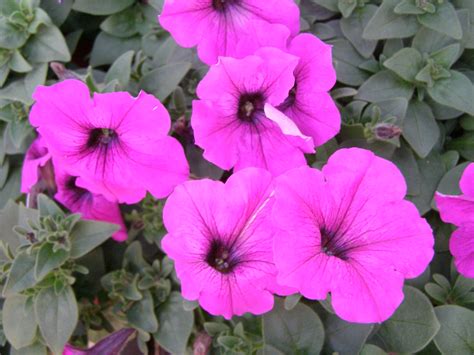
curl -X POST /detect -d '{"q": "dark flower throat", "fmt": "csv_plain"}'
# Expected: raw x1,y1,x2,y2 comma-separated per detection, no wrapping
237,92,265,122
86,128,118,149
206,239,237,274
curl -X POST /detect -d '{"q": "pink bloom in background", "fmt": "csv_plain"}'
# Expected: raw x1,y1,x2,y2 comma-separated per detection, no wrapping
21,137,52,193
159,0,300,64
55,168,127,242
435,163,474,278
272,148,434,323
30,79,189,204
192,47,314,175
162,168,285,319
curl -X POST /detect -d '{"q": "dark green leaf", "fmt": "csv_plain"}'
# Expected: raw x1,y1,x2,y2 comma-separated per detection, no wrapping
360,344,387,355
140,62,191,101
431,44,461,69
23,25,71,63
403,100,440,158
428,71,474,115
436,162,469,196
40,0,73,26
371,286,440,353
383,47,423,82
3,294,37,349
355,70,414,102
434,305,474,354
34,242,69,281
100,6,144,38
35,285,78,355
104,50,134,88
331,39,370,86
90,32,140,67
10,342,47,355
9,50,32,73
153,292,194,354
69,220,119,259
418,2,462,40
324,313,373,355
363,0,420,40
72,0,135,15
340,5,378,58
338,0,357,18
126,290,158,333
37,193,64,218
263,297,325,354
447,132,474,160
390,142,422,196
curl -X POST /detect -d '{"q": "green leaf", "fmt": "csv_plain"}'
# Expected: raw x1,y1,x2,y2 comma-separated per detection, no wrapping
126,290,158,333
9,50,32,73
310,0,339,12
428,71,474,115
153,292,194,354
360,344,387,355
100,5,144,38
72,0,135,15
35,285,78,355
355,70,414,102
323,313,373,354
69,220,119,259
0,63,47,104
284,293,301,311
34,242,69,281
403,100,440,158
340,5,378,58
23,24,71,63
37,193,64,218
431,44,461,69
331,39,370,86
40,0,73,26
371,286,440,353
90,32,140,67
390,142,422,196
412,26,456,55
0,18,29,49
383,47,423,82
104,50,134,88
447,132,474,160
10,342,47,355
436,162,469,196
418,2,463,40
3,251,37,296
263,297,325,354
394,0,425,15
434,305,474,354
338,0,357,18
3,295,37,349
363,0,420,40
140,62,191,101
460,114,474,131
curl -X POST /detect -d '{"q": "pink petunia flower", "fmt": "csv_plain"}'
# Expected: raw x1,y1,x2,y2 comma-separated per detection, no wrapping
236,29,340,147
435,163,474,278
161,168,286,319
272,148,434,323
158,0,300,65
191,47,314,175
29,79,189,204
21,137,53,193
55,167,128,242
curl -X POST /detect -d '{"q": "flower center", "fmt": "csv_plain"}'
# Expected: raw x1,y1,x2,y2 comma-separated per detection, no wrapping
212,0,238,11
206,239,235,274
86,128,118,149
237,92,265,122
320,227,349,260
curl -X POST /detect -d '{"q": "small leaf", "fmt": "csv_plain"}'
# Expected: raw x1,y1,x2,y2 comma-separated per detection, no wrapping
0,18,29,49
3,251,37,296
340,5,378,58
104,50,134,88
371,286,440,353
355,70,414,102
394,0,425,15
139,62,191,101
3,295,37,349
383,47,423,82
363,0,420,40
331,39,370,86
35,285,78,355
417,2,463,40
90,32,140,67
34,242,69,281
69,220,119,259
446,132,474,161
430,44,461,69
72,0,135,15
338,0,357,18
23,25,71,63
37,193,64,218
323,313,373,354
284,293,301,310
402,100,440,158
153,292,194,354
263,298,325,354
9,50,32,73
126,290,158,333
428,71,474,115
434,305,474,354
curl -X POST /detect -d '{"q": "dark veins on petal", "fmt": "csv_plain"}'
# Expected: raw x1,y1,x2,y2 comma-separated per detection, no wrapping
64,176,91,205
237,92,265,123
278,84,297,111
212,0,240,11
320,225,350,261
205,238,240,274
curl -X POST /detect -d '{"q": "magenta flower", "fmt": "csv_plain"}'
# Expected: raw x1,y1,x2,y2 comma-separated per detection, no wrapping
30,79,189,204
21,137,52,193
161,168,285,319
435,163,474,278
158,0,300,65
278,34,340,146
192,47,314,175
272,148,434,323
55,167,127,242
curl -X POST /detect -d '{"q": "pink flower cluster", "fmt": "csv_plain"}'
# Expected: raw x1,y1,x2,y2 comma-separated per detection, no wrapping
22,0,439,326
435,164,474,278
23,80,189,241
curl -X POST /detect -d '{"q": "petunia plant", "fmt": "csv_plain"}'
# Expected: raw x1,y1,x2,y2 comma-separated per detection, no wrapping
0,0,473,354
